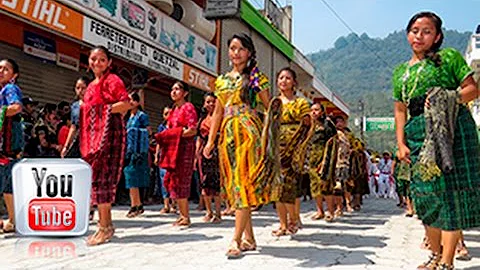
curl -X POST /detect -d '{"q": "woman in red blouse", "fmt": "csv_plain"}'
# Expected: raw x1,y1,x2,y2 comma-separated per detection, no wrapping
156,81,198,227
80,46,132,245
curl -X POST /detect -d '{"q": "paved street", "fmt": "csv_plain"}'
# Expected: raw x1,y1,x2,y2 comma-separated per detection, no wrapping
1,197,479,270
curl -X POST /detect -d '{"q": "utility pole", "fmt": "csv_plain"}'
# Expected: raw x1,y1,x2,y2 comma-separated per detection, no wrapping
358,99,365,141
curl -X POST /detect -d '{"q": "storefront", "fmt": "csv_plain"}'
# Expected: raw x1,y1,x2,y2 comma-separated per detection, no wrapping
0,0,218,127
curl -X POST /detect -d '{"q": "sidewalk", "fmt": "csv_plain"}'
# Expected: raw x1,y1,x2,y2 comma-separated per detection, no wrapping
1,197,479,270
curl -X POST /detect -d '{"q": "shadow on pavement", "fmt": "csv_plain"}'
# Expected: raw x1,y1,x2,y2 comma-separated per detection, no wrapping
111,219,170,230
335,217,389,226
466,246,480,258
292,232,387,249
115,233,222,245
300,223,376,231
458,266,480,270
259,245,375,268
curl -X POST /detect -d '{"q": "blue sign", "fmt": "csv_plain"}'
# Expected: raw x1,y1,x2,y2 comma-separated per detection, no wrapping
23,31,57,63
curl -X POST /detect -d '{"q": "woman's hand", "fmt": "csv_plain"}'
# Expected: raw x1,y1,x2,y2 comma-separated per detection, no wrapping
60,147,68,158
397,143,411,164
203,142,214,159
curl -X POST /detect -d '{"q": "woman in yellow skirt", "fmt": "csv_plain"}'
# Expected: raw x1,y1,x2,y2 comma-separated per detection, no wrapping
203,33,272,258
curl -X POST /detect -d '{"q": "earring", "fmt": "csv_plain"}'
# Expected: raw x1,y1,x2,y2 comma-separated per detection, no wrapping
247,59,251,67
228,61,232,67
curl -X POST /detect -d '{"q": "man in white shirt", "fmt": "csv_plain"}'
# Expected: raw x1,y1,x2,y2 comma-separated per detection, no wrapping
377,152,393,198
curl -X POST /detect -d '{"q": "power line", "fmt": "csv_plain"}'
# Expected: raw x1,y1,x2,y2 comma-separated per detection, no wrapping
319,0,392,69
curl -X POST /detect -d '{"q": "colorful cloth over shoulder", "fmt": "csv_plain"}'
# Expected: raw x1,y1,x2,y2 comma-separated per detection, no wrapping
126,111,150,155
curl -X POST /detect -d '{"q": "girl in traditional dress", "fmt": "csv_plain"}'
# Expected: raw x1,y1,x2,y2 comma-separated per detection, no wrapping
61,76,89,159
305,103,337,222
0,58,23,233
124,92,151,218
270,67,311,236
203,33,272,258
393,12,480,269
80,46,132,245
349,139,369,210
196,93,222,223
156,81,198,227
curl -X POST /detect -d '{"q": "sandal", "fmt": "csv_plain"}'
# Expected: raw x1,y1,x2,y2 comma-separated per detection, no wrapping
3,220,15,233
89,209,95,221
210,214,222,224
87,226,113,246
288,223,299,235
159,207,170,214
203,212,213,222
126,206,139,218
271,228,288,237
353,205,361,211
311,212,325,220
173,216,191,227
437,263,454,270
417,252,441,270
137,205,144,215
325,213,334,223
240,239,256,251
226,241,243,259
222,209,235,216
456,241,471,261
420,237,431,250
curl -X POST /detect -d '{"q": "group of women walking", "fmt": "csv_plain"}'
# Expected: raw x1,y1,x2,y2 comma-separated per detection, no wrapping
0,10,478,269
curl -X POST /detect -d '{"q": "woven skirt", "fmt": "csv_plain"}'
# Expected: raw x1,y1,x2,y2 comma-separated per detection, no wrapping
405,106,480,230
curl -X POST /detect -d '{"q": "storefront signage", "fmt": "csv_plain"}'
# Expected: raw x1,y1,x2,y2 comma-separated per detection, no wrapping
183,64,215,92
69,0,217,73
205,0,240,19
23,31,56,62
57,53,80,71
83,17,184,80
0,0,84,40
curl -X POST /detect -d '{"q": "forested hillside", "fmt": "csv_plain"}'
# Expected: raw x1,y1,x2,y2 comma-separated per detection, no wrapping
308,30,472,152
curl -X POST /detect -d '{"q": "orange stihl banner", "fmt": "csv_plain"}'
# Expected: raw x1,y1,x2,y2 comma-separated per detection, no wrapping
0,0,84,40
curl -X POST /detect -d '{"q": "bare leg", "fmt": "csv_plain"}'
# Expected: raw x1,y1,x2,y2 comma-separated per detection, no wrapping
295,198,302,227
177,198,190,222
325,195,335,221
129,188,142,207
425,225,442,254
214,196,222,217
243,208,254,242
344,192,353,212
440,230,461,266
203,195,213,221
3,193,14,225
274,202,288,232
285,203,297,233
312,196,324,219
88,203,113,245
232,208,249,243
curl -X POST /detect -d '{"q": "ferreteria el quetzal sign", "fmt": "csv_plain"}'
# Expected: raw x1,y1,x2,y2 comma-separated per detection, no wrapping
363,117,395,131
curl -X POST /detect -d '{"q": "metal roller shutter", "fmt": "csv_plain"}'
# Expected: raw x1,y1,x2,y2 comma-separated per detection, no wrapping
143,89,171,129
0,42,80,106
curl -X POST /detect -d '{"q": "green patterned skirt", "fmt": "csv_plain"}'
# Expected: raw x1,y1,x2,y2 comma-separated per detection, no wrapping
405,106,480,230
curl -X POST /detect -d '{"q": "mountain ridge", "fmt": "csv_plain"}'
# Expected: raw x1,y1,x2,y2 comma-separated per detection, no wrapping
307,29,472,151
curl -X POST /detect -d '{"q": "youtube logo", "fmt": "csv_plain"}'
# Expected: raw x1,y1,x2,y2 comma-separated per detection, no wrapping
13,159,92,236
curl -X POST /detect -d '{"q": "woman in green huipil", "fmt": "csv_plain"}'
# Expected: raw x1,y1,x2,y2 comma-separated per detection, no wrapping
393,12,480,270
